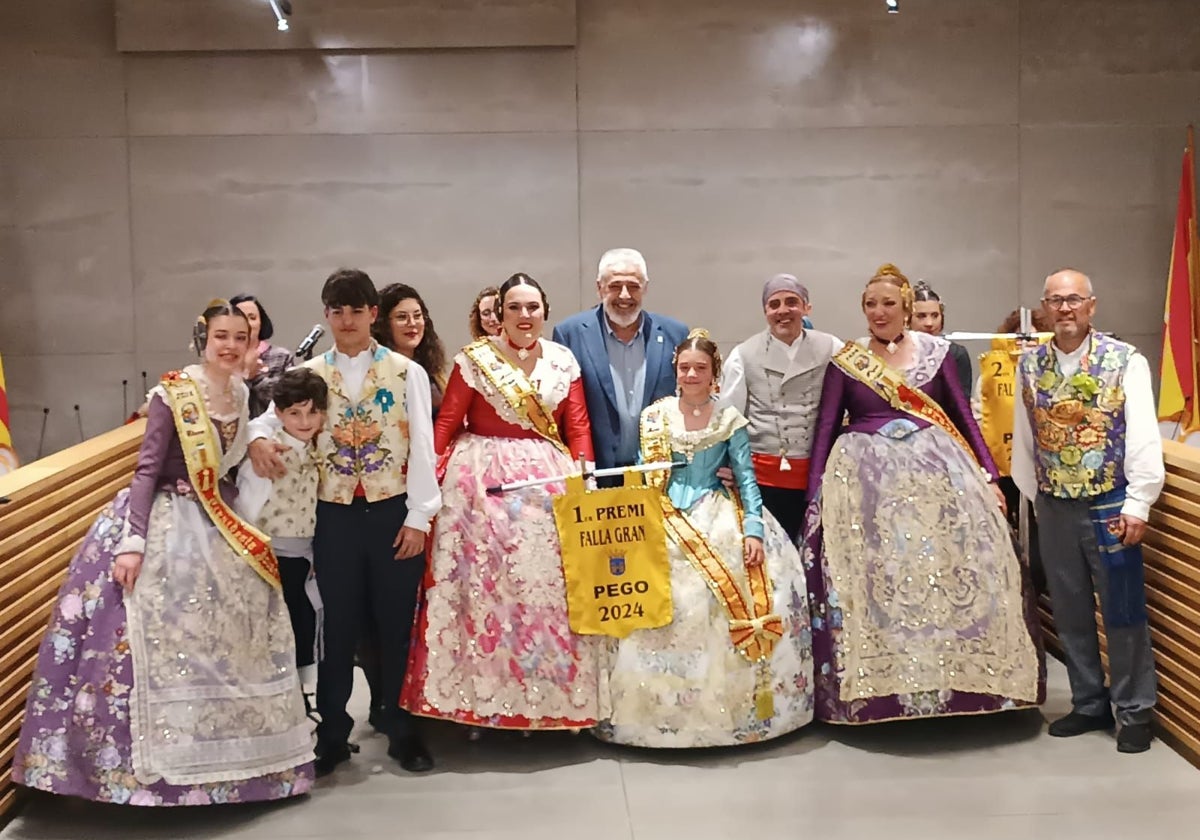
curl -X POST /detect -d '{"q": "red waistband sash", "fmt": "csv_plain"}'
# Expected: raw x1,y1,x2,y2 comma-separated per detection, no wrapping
751,452,809,491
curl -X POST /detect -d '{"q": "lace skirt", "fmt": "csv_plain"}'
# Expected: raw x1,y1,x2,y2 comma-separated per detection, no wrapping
13,488,314,805
402,433,599,729
803,422,1044,724
595,489,814,747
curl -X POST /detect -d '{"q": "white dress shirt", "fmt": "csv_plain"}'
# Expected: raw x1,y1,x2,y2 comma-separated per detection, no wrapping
1011,333,1165,521
247,346,442,533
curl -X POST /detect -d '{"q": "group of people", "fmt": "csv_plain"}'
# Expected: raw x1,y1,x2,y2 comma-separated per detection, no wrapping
12,249,1164,808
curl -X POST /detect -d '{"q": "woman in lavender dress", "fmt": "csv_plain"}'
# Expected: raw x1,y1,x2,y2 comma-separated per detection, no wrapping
14,301,314,805
803,264,1044,724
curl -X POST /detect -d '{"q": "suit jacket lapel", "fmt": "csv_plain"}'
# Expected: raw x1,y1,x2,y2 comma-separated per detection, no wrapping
643,312,668,408
587,306,620,410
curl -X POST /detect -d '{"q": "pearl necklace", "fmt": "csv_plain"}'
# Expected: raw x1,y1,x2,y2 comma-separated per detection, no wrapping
680,395,711,418
198,368,236,417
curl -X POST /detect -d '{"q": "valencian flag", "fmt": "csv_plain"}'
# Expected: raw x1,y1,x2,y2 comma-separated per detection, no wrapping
1158,126,1200,436
0,352,16,474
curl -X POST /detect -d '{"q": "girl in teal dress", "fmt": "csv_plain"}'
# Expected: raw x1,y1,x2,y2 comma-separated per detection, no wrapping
595,330,814,748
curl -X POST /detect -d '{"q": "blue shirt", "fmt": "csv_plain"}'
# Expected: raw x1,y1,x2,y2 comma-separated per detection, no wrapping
604,318,647,467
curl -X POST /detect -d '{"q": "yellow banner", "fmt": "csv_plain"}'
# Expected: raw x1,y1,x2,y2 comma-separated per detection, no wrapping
979,346,1018,476
553,473,672,638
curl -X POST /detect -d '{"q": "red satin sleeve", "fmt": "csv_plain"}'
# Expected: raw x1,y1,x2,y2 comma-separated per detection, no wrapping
433,366,474,456
557,376,595,462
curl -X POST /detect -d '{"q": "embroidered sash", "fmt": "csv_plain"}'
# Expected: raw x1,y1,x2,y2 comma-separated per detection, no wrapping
160,371,281,589
639,402,783,667
463,338,569,456
1089,488,1148,628
833,341,980,466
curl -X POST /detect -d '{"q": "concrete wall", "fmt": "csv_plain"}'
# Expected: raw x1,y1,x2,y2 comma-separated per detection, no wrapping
2,0,1197,457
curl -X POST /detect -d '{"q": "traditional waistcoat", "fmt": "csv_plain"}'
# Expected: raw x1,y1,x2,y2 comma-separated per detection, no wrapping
734,328,837,461
255,431,319,539
1018,332,1130,499
305,343,411,504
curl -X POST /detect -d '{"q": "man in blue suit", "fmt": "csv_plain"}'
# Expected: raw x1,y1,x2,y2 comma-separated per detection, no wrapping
553,248,689,481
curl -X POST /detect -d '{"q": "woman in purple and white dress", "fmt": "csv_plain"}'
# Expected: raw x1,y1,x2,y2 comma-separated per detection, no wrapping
802,264,1044,725
13,301,313,806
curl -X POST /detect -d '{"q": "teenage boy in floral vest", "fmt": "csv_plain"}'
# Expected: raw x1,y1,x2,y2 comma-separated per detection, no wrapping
248,269,442,775
1012,268,1164,754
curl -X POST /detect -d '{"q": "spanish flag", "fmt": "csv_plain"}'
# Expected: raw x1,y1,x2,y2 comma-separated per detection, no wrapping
1158,126,1200,436
0,352,16,474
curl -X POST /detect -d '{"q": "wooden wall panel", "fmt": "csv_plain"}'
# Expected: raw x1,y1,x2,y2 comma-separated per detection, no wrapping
0,421,143,821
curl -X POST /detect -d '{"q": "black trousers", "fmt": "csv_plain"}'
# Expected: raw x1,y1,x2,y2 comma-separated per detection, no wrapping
759,485,807,545
278,555,316,670
313,495,424,746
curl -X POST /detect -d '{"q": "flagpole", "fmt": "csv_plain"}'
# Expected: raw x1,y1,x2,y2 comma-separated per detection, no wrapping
486,460,683,495
1189,124,1199,434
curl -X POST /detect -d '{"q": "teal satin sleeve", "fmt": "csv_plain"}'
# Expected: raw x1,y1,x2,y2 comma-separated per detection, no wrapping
728,426,765,539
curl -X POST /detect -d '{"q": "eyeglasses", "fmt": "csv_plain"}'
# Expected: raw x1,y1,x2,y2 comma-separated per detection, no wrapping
604,281,643,295
391,312,425,325
1041,295,1092,310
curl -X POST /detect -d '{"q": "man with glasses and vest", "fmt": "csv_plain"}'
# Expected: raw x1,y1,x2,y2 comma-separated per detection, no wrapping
1012,268,1164,753
719,274,841,543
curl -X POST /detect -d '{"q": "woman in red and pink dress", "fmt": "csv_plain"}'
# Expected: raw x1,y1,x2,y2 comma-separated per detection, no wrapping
402,273,598,731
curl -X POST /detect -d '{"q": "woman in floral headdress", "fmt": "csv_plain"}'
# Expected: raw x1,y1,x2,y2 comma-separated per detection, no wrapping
14,301,313,806
801,263,1044,725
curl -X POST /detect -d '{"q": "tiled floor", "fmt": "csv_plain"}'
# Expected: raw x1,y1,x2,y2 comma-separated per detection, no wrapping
5,659,1200,839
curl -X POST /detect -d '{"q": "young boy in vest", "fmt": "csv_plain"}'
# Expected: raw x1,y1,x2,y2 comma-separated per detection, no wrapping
246,269,442,775
235,368,328,705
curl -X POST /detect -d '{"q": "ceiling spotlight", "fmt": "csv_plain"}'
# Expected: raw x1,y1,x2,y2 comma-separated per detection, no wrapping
886,0,899,13
269,0,291,31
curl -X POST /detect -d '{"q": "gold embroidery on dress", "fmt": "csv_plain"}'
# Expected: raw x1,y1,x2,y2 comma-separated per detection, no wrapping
822,441,1039,703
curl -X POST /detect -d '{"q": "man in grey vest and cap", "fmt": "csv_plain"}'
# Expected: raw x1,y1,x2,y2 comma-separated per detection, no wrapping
720,274,842,542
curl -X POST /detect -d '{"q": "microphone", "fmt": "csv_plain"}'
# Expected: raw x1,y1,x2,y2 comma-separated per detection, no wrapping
295,324,325,358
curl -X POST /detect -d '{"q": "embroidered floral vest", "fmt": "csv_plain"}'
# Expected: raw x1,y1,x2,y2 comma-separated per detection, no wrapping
305,343,411,504
256,431,320,539
1018,333,1130,499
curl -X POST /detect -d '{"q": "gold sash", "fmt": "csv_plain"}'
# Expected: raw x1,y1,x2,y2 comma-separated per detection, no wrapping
160,371,281,590
639,402,783,667
463,338,569,456
832,341,980,466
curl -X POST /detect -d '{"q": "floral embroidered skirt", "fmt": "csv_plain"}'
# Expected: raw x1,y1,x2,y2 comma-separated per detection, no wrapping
14,489,314,805
594,490,814,748
802,423,1046,724
402,433,599,729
